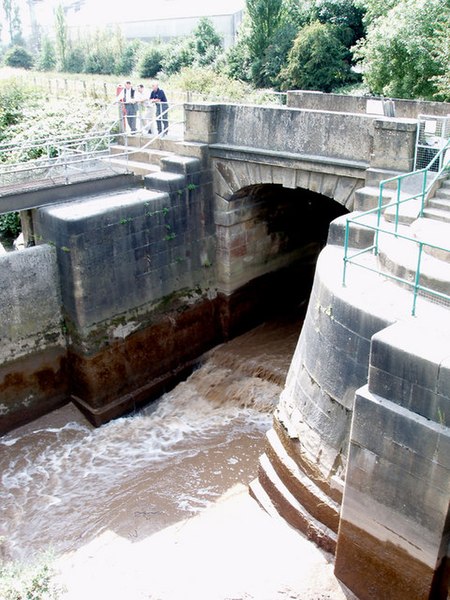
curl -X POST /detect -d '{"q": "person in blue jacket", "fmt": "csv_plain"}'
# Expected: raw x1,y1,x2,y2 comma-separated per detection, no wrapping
150,81,169,136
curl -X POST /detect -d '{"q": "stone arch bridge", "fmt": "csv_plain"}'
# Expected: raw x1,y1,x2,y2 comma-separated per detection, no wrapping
1,91,450,600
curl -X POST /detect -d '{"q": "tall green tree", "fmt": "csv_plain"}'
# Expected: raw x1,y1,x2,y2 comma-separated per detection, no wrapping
354,0,450,99
54,4,68,71
246,0,285,86
2,0,22,44
193,17,222,66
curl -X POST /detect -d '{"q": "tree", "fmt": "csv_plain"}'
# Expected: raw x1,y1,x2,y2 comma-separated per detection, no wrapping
163,37,196,75
35,36,56,71
280,21,353,92
261,21,298,87
2,0,22,44
137,44,166,78
246,0,285,86
432,25,450,101
353,0,398,24
310,0,365,46
54,4,68,71
192,18,222,67
354,0,450,99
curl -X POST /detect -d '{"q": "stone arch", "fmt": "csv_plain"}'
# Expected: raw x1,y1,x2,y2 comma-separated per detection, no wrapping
212,157,363,212
214,173,348,336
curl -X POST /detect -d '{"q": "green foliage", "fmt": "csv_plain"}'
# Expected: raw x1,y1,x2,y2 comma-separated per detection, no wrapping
354,0,450,99
0,80,32,141
54,4,68,71
261,21,298,87
192,18,223,67
0,212,20,239
432,26,450,101
2,0,23,45
3,45,34,69
0,553,62,600
280,21,354,92
310,0,365,47
353,0,398,24
221,35,252,82
169,66,253,100
163,38,196,75
35,36,56,71
245,0,285,86
137,44,166,78
64,44,85,73
115,39,142,76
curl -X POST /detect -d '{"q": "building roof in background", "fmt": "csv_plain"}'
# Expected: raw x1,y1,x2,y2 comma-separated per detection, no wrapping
67,0,245,26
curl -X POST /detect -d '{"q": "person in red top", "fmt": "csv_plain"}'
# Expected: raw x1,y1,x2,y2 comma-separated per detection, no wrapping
150,80,168,136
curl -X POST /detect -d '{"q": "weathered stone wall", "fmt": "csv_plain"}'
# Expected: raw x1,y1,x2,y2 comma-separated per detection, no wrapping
0,245,67,433
186,103,375,165
335,320,450,599
31,173,219,424
272,231,450,598
287,90,450,119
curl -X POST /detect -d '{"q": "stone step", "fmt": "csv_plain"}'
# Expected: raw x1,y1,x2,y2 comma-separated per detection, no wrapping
110,144,173,167
377,224,450,293
264,427,341,534
248,478,283,520
353,185,395,212
144,170,186,194
328,213,376,249
364,167,406,189
434,186,450,200
106,157,161,177
422,206,450,223
256,452,337,554
116,134,182,154
428,196,450,210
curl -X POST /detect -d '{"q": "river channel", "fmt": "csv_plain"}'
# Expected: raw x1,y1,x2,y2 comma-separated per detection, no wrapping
0,315,303,565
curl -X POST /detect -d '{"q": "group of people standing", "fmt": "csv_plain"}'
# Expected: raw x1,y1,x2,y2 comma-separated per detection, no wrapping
116,80,168,136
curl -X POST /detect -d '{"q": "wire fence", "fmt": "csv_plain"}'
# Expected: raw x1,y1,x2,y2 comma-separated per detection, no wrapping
13,74,287,106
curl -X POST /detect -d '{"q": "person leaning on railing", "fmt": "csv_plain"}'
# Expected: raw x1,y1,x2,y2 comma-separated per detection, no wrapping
150,80,169,136
136,84,155,135
116,81,137,133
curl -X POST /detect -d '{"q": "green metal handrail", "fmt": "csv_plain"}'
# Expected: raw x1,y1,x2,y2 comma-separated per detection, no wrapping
343,138,450,316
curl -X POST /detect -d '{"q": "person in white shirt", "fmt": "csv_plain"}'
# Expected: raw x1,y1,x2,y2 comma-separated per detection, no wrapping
116,81,137,133
135,84,155,135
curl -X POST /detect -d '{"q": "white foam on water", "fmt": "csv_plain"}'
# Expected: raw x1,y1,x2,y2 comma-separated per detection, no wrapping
0,360,279,561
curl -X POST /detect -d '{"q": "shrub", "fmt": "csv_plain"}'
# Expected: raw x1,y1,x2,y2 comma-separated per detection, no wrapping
137,45,166,78
163,38,196,75
115,39,142,76
0,213,21,240
0,553,62,599
280,21,353,92
3,46,34,70
0,81,32,140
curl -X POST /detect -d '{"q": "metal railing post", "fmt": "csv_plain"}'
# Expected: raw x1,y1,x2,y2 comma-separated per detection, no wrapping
342,219,350,286
412,243,423,316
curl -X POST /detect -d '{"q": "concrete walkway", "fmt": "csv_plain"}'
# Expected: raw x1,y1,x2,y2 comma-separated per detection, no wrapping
56,484,351,600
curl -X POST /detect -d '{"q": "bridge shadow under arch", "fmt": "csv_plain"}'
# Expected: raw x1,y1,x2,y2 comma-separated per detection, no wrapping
216,183,348,336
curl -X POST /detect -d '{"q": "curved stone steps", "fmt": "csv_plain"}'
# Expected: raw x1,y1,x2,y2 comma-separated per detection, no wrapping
253,451,337,554
264,427,341,534
377,224,450,296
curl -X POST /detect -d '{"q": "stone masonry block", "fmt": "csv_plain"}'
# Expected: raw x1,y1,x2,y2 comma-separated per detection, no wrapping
370,320,450,396
144,171,186,193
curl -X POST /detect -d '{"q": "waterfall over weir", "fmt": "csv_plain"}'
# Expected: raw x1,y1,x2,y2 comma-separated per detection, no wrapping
0,317,301,563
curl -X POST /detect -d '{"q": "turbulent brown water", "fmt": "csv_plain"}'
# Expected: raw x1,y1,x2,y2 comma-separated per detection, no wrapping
0,317,302,564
